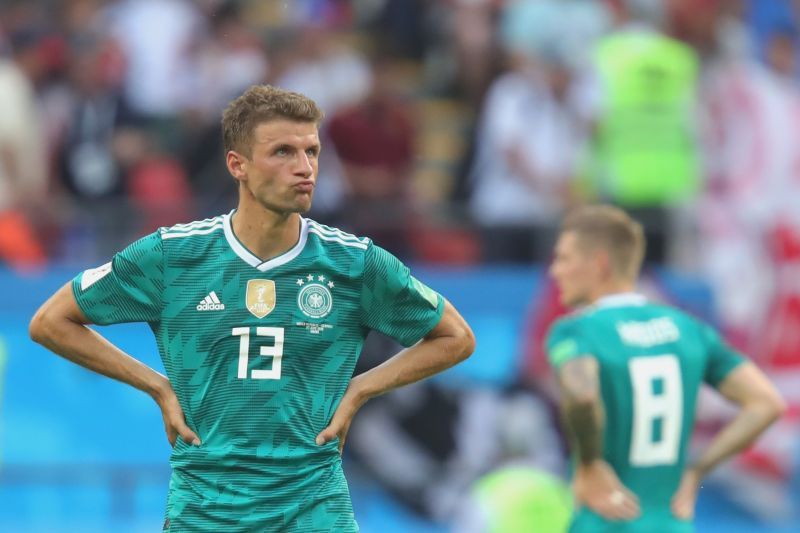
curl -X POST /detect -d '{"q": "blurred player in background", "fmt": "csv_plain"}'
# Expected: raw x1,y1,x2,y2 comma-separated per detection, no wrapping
29,84,475,532
545,205,785,532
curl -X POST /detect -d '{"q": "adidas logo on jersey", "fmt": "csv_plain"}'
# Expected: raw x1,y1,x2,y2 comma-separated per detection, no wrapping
197,291,225,311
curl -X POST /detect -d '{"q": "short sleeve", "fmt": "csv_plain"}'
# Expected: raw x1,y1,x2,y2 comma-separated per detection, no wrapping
545,318,594,370
701,323,746,388
360,243,445,347
72,231,164,325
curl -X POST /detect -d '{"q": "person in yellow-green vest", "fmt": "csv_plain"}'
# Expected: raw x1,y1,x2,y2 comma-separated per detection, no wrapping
451,390,572,532
454,465,572,533
582,0,700,262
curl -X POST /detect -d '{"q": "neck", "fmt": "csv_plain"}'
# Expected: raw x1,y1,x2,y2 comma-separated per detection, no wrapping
231,200,302,262
587,279,637,304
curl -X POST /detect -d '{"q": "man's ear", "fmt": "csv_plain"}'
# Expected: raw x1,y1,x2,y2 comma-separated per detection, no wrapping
595,249,613,279
226,150,248,183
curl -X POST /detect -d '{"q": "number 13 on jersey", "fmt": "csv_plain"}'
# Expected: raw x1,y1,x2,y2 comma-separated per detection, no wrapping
232,327,285,380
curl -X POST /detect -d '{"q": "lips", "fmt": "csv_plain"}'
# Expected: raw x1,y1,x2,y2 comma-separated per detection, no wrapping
294,181,315,193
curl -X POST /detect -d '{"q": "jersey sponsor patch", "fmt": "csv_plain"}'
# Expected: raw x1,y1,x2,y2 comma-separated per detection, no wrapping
80,262,112,290
410,276,439,309
549,338,580,366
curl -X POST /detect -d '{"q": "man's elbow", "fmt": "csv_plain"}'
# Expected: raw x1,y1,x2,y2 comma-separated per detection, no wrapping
764,391,788,424
29,304,57,346
452,323,476,363
747,388,788,427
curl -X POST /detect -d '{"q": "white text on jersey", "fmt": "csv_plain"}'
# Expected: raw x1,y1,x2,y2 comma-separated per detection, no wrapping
197,291,226,311
617,317,680,347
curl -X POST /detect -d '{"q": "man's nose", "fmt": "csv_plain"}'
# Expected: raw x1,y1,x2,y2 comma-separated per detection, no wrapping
295,152,313,175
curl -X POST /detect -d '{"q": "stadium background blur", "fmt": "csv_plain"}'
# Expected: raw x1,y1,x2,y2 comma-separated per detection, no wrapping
1,0,800,531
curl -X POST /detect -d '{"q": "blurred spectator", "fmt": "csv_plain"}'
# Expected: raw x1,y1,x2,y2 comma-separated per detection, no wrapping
56,35,129,200
272,26,371,117
127,154,192,234
182,1,268,120
581,0,701,263
500,0,610,72
445,0,504,105
328,55,416,257
698,20,800,520
100,0,204,121
179,0,268,214
0,27,49,270
453,465,571,533
699,22,800,348
367,0,429,60
764,24,799,77
453,389,572,533
467,49,586,263
746,0,800,67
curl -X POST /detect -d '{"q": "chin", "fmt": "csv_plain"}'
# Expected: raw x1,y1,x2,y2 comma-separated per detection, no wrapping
560,292,585,309
295,194,314,214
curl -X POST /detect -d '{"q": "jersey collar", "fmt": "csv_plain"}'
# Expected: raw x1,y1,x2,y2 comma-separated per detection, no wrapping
222,210,309,271
594,292,647,309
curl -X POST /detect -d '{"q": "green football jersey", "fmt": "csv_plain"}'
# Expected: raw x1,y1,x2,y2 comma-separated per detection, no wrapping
72,212,445,532
546,293,745,533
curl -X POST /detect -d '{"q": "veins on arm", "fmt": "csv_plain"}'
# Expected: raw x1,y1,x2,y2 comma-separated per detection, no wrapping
558,356,604,465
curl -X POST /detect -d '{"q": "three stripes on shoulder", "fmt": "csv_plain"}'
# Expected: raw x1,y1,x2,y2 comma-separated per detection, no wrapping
306,220,368,250
162,217,224,240
160,216,370,251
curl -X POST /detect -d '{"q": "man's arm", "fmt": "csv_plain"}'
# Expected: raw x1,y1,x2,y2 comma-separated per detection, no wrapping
556,356,639,521
29,282,199,446
694,362,785,475
315,300,475,451
672,362,785,519
558,356,603,465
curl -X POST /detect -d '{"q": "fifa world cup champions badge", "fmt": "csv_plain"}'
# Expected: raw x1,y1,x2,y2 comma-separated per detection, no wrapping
246,280,277,319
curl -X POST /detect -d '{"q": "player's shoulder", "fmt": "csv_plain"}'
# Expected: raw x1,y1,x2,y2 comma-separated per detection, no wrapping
547,309,587,340
305,218,371,254
644,302,706,332
159,214,227,242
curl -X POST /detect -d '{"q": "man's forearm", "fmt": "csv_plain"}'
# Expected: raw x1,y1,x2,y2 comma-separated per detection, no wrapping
31,314,169,401
691,402,781,478
350,334,471,404
558,356,604,465
564,400,604,465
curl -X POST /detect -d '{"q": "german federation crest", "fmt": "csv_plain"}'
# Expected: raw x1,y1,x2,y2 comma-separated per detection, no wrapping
246,279,276,319
296,273,334,318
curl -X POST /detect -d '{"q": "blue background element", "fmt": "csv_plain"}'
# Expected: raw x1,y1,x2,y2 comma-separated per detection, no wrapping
0,266,797,532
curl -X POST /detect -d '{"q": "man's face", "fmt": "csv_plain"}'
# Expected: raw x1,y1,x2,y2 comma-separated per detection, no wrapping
549,231,600,308
235,120,321,215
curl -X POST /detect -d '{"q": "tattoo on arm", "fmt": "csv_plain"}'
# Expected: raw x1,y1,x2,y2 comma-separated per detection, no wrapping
558,356,603,465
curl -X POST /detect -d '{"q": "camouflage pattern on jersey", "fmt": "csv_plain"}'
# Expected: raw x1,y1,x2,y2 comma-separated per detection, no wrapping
74,212,445,532
547,294,743,533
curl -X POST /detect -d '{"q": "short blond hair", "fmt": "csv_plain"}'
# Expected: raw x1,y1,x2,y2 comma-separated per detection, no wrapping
561,204,646,279
221,85,324,157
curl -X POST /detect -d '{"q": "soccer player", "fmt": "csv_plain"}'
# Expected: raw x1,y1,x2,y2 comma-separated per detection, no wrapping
29,85,475,531
545,205,785,532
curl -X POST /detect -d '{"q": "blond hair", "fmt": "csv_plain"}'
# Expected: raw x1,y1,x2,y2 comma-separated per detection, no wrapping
221,85,324,157
561,204,646,279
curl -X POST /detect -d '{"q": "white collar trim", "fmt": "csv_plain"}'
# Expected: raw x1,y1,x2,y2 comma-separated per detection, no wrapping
594,292,647,309
222,211,309,271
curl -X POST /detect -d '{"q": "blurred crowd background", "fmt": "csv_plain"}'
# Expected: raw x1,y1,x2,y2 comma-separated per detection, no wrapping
2,0,800,531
